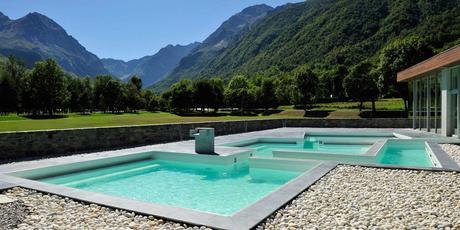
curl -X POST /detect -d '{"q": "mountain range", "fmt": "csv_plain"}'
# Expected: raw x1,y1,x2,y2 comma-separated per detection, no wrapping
152,4,274,91
2,1,460,91
151,0,460,91
0,4,273,87
196,0,460,77
101,42,199,86
0,12,108,76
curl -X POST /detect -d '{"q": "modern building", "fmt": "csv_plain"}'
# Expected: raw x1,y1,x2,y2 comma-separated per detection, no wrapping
397,44,460,137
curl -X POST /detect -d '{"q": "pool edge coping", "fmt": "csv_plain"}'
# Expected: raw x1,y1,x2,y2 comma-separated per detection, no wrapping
0,158,337,230
227,136,460,172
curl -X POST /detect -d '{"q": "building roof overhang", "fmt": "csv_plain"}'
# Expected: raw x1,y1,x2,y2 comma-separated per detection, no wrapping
397,44,460,82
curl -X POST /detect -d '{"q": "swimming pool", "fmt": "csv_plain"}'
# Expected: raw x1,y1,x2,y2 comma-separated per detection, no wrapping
243,141,372,157
375,140,439,167
229,136,441,168
2,128,458,229
38,158,309,216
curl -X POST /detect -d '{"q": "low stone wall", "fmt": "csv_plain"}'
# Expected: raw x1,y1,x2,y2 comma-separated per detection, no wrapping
0,118,411,161
283,118,412,128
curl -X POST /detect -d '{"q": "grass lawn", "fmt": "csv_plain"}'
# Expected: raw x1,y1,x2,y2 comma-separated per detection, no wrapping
0,98,406,132
0,111,298,132
313,98,405,110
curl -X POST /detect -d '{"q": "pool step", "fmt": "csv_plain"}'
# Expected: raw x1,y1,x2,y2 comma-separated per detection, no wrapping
62,164,161,187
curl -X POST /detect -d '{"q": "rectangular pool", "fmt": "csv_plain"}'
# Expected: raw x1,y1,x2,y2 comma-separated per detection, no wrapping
36,158,313,216
232,137,441,168
244,141,372,157
375,141,438,167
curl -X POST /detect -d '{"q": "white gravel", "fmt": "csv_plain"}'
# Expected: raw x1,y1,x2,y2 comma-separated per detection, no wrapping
2,187,210,230
441,144,460,165
0,199,27,230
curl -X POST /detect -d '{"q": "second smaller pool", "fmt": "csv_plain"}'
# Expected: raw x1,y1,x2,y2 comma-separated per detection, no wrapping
243,141,372,157
232,137,440,168
375,141,436,167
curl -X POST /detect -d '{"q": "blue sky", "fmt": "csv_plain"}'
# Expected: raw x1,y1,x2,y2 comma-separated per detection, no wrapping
0,0,302,61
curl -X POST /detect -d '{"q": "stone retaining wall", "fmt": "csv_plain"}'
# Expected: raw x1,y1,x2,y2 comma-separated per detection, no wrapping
0,118,411,161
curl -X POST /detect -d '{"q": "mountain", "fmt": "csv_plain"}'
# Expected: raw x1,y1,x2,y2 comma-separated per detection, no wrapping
0,12,108,76
151,4,274,91
200,0,460,77
152,0,460,91
101,42,200,87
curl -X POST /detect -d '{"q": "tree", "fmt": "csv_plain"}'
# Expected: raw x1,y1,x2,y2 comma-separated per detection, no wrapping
292,65,318,110
79,77,93,112
29,59,68,116
258,77,279,110
209,78,224,112
159,90,172,111
343,61,379,112
193,79,215,113
129,75,142,91
0,73,17,114
141,89,156,111
124,76,143,112
329,65,348,99
275,73,294,105
1,56,27,113
67,77,93,113
378,36,434,111
147,95,159,111
170,80,194,113
94,75,113,112
103,79,123,113
225,75,251,113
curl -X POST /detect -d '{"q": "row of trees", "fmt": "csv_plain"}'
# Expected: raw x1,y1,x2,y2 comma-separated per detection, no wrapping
0,58,157,115
0,35,436,116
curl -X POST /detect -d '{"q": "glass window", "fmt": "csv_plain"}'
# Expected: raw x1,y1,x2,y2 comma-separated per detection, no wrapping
419,78,426,130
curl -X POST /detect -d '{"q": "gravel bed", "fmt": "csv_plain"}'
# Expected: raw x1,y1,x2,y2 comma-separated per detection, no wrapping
0,199,27,230
440,143,460,165
258,166,460,229
2,187,210,230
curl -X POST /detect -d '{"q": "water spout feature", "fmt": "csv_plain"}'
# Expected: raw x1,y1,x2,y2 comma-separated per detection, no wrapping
189,127,215,154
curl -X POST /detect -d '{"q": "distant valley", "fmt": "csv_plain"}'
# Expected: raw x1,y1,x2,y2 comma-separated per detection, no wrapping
101,42,199,87
1,0,460,91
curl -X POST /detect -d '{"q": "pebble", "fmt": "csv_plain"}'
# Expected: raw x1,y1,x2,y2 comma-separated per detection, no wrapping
0,198,27,229
2,187,211,230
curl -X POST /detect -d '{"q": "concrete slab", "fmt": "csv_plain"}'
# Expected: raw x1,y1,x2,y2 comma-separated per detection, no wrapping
0,180,15,190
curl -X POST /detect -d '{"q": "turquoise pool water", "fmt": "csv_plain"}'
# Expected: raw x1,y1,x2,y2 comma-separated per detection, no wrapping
376,141,433,167
306,135,392,142
241,139,436,168
40,159,304,216
244,141,372,157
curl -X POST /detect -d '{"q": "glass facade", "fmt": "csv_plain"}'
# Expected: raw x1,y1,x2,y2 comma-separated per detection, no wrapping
452,66,460,136
412,65,460,136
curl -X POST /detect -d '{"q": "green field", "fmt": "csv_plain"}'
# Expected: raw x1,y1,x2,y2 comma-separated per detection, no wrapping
0,98,405,132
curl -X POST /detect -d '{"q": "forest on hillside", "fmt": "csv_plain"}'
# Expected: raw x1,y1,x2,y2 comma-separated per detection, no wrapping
153,0,460,92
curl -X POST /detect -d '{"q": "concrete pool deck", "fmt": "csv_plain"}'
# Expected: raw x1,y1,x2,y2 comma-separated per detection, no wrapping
1,127,460,229
1,127,459,173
